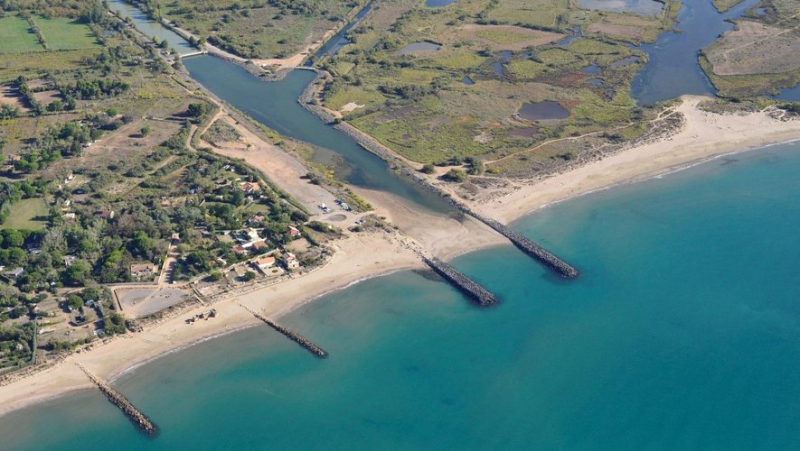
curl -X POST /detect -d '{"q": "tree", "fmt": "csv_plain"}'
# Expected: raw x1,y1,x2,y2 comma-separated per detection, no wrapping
64,260,91,286
420,164,436,174
67,294,83,310
441,168,467,183
2,229,24,248
140,125,151,137
103,313,127,335
242,270,256,282
187,103,208,118
206,271,223,282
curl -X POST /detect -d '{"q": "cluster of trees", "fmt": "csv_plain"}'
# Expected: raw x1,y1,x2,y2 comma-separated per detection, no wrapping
62,78,130,100
14,120,102,173
0,322,35,369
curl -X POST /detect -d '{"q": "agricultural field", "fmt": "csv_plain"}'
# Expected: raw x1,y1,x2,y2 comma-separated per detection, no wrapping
0,16,43,53
33,17,100,50
137,0,368,59
316,0,669,168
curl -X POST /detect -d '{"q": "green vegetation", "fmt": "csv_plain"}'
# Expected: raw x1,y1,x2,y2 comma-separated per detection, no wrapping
33,17,100,50
137,0,368,59
0,199,48,230
0,16,43,53
712,0,745,13
202,119,242,147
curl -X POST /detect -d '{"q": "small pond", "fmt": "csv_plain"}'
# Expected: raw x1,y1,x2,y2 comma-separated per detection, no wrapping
518,101,570,121
587,78,604,85
426,0,457,6
577,0,664,17
462,76,475,85
582,64,601,74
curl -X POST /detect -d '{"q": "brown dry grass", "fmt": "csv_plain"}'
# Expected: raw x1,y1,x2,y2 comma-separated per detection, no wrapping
32,90,63,105
0,85,26,111
706,21,800,76
587,23,644,40
459,24,564,51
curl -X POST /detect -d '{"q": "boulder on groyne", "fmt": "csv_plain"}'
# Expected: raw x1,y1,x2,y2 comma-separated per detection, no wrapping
424,257,498,307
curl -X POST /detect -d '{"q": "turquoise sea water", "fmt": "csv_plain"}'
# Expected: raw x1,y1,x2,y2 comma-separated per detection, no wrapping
3,142,800,449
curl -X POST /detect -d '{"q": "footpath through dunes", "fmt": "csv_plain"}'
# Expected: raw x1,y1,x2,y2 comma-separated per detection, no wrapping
241,305,328,358
76,364,157,436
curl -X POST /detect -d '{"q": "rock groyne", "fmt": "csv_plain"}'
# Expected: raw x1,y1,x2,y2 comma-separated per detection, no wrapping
77,364,157,436
461,207,579,278
241,305,328,358
424,257,498,307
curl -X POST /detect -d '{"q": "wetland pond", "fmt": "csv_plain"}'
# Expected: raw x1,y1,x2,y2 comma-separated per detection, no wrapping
425,0,457,6
519,102,570,121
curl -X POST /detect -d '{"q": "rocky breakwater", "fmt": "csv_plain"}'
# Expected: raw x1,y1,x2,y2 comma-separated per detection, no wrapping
424,257,498,307
77,364,158,436
461,207,579,279
241,305,329,358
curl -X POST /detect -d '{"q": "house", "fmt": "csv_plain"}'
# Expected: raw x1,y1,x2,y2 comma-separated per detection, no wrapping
284,252,300,269
239,182,261,194
251,240,269,251
171,233,181,244
288,226,300,238
4,267,24,279
6,155,22,164
130,263,157,281
248,214,265,226
95,210,115,219
231,245,248,254
253,256,276,272
63,212,76,220
63,255,77,268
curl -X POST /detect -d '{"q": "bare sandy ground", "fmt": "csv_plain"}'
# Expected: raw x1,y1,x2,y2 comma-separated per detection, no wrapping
2,95,799,417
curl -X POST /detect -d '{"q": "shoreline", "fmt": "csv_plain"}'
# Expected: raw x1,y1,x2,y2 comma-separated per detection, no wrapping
1,96,799,418
462,96,800,224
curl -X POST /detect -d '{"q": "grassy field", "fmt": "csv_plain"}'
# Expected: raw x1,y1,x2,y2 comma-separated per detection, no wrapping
34,17,100,50
1,198,49,230
0,16,44,53
156,0,368,59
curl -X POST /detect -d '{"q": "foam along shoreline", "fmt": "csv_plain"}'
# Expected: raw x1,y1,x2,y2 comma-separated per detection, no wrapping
2,96,800,418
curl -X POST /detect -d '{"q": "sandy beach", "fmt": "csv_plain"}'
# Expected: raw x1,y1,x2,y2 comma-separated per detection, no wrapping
1,95,798,417
470,96,800,223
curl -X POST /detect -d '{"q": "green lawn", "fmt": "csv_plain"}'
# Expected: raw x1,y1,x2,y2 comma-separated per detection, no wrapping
1,198,49,230
35,17,99,50
0,17,44,53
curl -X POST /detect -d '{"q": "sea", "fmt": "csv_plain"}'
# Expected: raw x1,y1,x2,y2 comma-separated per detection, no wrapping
3,141,800,450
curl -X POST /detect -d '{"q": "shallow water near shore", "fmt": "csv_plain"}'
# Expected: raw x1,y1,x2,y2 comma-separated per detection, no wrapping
3,141,800,449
